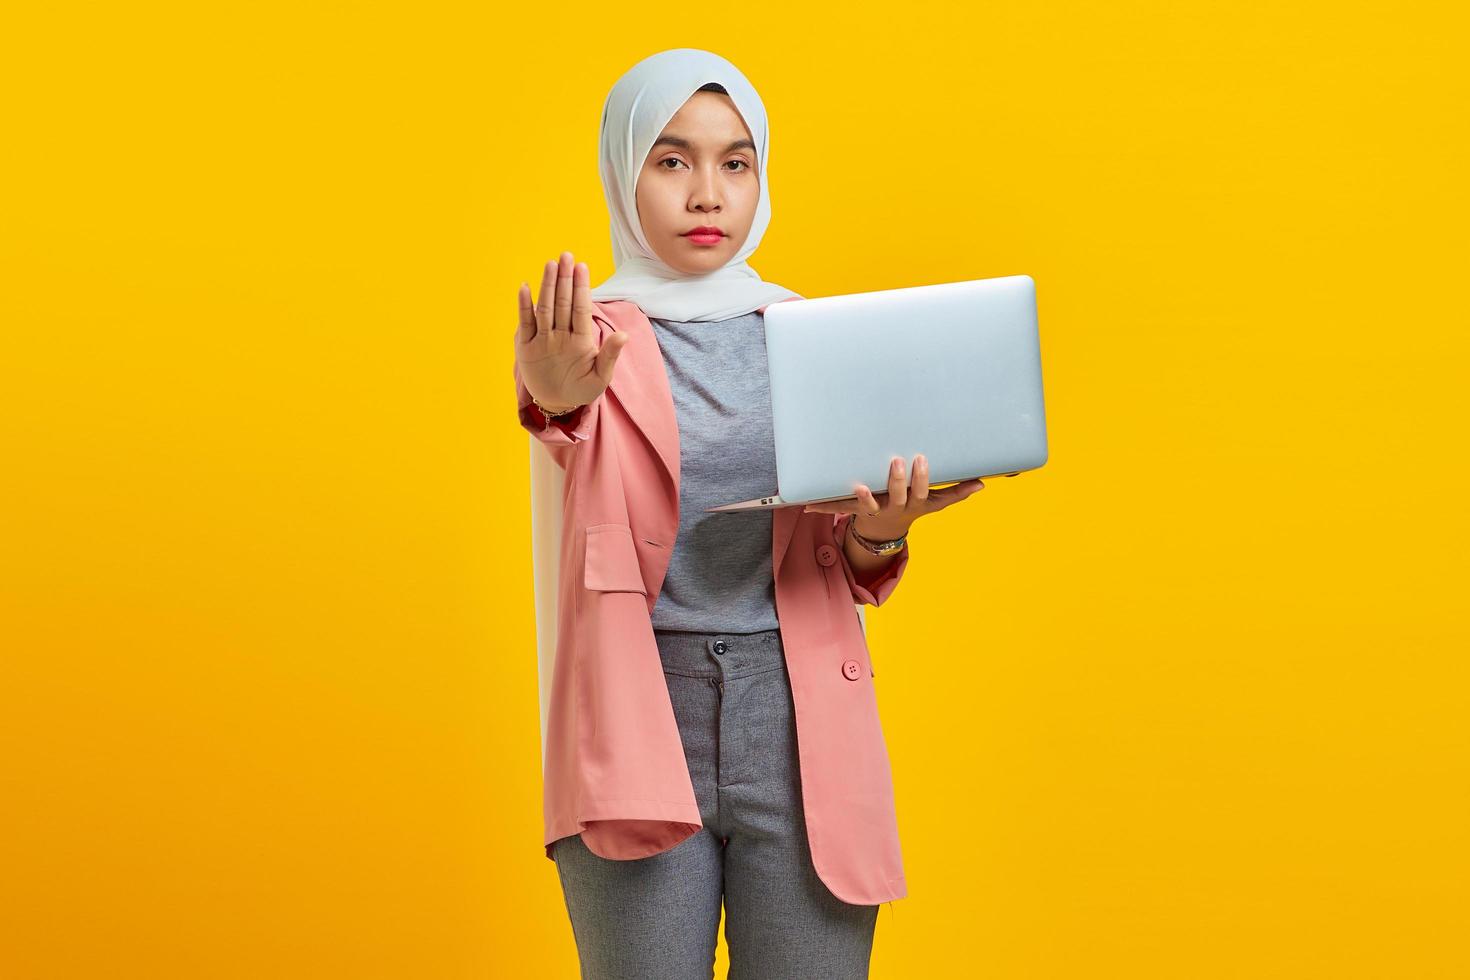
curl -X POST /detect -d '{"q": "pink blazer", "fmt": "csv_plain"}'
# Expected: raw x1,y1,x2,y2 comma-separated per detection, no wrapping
514,297,911,905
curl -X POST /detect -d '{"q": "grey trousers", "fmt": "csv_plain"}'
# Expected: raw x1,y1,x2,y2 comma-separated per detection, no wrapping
551,627,880,980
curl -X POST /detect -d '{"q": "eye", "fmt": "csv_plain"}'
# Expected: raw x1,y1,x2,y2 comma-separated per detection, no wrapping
657,157,751,172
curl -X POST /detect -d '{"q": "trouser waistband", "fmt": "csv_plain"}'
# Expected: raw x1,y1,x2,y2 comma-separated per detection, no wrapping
653,627,785,679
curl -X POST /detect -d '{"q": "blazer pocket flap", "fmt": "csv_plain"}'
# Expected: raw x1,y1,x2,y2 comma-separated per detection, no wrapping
584,523,647,594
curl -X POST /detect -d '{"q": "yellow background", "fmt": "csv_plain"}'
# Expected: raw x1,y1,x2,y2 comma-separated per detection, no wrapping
3,1,1466,977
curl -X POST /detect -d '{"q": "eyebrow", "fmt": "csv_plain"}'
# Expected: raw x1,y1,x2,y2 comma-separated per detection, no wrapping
650,134,756,154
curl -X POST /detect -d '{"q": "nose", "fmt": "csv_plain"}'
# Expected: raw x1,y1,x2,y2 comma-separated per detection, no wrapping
690,167,721,213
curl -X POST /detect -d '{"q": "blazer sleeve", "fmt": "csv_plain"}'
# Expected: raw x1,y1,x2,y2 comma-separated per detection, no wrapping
832,512,910,607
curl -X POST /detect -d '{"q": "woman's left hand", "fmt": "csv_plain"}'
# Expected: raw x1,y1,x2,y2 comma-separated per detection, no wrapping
801,454,985,540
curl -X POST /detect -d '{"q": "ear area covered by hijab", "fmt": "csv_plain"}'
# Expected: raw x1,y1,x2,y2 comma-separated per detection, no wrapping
588,48,802,323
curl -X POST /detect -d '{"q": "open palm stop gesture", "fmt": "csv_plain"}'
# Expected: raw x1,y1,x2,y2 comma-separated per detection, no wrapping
516,251,630,414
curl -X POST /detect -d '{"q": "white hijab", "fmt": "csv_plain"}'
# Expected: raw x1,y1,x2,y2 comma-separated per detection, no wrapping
589,48,800,322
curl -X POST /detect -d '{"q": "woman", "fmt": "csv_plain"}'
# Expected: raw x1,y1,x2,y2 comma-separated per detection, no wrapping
513,48,985,979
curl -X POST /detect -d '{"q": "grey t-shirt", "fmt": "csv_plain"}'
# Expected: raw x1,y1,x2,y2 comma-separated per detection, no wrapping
647,310,780,633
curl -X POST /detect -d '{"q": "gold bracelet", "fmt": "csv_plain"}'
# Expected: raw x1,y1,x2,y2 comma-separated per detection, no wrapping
531,395,581,419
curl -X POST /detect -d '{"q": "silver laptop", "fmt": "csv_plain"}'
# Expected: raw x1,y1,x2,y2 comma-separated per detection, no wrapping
706,274,1048,512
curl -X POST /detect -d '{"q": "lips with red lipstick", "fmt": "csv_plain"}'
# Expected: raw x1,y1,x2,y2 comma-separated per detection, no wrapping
682,226,726,246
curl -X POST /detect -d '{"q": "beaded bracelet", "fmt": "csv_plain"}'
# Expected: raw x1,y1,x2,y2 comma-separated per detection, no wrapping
847,516,908,556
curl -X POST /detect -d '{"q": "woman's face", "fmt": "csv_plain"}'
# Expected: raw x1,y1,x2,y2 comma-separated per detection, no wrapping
635,91,759,276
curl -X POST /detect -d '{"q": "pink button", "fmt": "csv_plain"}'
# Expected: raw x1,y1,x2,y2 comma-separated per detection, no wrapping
816,544,838,566
842,659,862,681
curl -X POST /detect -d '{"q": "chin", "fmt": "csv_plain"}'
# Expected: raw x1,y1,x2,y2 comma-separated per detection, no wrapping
667,251,726,275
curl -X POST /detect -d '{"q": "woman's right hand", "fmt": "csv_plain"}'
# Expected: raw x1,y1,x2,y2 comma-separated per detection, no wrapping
516,251,629,413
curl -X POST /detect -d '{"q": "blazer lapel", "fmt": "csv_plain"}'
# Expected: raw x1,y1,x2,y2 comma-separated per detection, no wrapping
599,302,680,498
772,504,801,576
